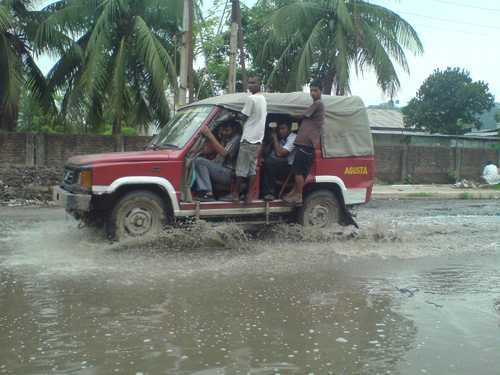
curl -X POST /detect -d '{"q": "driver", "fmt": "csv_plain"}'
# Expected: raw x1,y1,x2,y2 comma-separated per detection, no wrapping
193,122,241,202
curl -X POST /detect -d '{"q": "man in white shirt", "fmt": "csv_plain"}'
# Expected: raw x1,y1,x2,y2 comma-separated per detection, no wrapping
261,122,296,201
482,161,500,185
231,76,267,203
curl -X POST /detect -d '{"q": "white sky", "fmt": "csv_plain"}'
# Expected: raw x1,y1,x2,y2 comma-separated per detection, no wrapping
349,0,500,105
36,0,500,106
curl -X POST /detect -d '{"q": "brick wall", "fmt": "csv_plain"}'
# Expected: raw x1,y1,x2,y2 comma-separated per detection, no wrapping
0,132,499,201
45,134,118,167
406,146,453,183
0,133,26,165
374,145,404,183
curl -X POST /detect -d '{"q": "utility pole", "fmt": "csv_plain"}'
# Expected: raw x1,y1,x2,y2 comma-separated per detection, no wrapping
235,0,247,92
227,0,238,93
187,0,194,102
178,0,194,106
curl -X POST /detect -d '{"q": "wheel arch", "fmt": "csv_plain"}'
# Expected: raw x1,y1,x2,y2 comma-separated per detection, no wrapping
95,176,179,218
304,176,347,207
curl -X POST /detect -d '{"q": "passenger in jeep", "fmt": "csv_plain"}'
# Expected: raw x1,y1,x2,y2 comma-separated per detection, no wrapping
261,122,296,201
284,80,325,204
193,122,241,202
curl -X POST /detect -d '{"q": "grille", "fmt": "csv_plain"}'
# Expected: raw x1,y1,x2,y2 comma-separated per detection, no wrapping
62,168,78,186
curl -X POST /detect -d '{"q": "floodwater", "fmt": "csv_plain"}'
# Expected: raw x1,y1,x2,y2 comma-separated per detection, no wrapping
0,200,499,375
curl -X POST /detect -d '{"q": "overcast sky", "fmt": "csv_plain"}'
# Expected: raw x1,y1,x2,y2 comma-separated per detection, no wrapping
350,0,500,105
36,0,500,106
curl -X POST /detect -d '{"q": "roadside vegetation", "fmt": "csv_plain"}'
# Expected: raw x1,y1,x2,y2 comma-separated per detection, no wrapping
0,0,423,135
403,68,495,135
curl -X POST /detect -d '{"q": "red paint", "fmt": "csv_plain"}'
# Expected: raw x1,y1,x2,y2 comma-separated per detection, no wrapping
67,105,374,216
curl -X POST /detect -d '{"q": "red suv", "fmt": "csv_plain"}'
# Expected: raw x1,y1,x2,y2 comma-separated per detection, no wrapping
53,92,374,240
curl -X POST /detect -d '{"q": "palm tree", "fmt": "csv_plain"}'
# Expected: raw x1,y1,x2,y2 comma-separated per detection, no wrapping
0,0,53,131
261,0,423,96
39,0,181,134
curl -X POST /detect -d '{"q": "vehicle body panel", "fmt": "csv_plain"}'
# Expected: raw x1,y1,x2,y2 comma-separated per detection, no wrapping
53,94,374,226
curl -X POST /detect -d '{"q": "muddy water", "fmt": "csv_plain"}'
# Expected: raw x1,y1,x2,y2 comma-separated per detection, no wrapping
0,201,499,374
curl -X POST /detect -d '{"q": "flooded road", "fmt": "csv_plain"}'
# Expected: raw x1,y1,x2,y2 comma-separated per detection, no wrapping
0,200,499,374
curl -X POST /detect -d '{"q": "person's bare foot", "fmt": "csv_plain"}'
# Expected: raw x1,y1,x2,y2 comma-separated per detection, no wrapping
282,189,296,200
283,194,302,204
244,194,254,205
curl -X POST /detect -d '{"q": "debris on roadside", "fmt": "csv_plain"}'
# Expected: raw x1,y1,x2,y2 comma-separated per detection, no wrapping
452,179,481,189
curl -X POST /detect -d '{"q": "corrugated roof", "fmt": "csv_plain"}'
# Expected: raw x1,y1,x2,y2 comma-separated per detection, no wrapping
367,108,404,129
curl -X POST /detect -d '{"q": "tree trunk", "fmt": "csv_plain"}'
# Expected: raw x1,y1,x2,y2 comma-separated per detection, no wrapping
0,103,19,132
321,75,334,96
187,0,194,103
234,0,247,92
178,0,192,106
228,1,239,94
112,117,121,135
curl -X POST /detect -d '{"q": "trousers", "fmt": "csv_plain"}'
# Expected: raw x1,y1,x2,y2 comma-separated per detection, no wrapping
261,156,291,196
193,157,233,193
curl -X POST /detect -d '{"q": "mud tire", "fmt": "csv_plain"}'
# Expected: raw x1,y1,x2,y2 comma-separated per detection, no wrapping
108,190,166,241
299,190,342,228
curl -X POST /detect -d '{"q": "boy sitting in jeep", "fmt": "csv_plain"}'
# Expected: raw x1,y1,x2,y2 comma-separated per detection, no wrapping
193,121,241,201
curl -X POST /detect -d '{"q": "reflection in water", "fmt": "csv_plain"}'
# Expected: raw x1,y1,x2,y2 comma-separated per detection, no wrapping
0,269,418,374
1,202,500,374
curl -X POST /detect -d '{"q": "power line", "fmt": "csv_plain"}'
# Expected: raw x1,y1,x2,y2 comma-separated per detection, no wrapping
428,0,500,13
413,22,500,38
398,10,500,31
217,0,229,35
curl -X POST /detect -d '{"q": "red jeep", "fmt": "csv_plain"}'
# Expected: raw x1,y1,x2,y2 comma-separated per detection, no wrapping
53,93,374,240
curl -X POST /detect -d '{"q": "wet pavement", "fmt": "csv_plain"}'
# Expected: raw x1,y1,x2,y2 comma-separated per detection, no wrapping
0,200,499,374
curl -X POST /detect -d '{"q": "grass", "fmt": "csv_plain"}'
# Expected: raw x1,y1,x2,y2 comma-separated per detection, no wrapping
406,192,434,198
458,192,474,200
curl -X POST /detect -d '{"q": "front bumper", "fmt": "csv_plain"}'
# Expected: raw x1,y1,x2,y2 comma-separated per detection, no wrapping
52,186,92,212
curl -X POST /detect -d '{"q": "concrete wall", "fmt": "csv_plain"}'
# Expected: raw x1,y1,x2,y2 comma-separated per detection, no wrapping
374,144,500,183
0,132,499,200
2,134,150,167
0,133,150,201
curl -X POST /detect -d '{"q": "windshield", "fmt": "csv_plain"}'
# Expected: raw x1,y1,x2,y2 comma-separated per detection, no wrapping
150,106,214,149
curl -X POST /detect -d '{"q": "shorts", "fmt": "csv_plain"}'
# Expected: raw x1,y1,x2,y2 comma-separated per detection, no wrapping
291,144,315,177
235,141,260,177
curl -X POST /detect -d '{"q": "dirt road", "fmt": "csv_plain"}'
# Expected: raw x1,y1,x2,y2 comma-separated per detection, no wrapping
1,200,499,374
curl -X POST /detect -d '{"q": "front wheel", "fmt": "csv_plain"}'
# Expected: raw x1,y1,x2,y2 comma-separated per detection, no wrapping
109,190,167,240
298,190,342,228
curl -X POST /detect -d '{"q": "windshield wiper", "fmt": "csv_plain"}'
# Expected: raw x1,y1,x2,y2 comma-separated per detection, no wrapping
157,143,179,149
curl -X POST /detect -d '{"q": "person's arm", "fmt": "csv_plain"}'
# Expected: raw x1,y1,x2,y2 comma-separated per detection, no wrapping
271,131,290,158
200,126,229,157
292,101,319,123
241,96,253,122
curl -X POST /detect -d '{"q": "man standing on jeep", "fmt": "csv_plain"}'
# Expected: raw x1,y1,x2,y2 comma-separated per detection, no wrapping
230,76,267,204
284,80,324,204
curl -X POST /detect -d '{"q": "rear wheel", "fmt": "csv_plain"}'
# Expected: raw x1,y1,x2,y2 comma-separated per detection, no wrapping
109,190,166,240
299,190,342,228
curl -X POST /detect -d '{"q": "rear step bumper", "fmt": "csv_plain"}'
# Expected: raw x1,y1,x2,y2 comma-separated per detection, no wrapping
177,200,295,217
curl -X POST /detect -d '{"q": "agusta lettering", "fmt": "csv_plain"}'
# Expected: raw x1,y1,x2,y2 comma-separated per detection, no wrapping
344,166,368,175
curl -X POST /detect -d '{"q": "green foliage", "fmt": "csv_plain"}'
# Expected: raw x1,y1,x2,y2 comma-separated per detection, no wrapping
101,125,138,136
403,68,495,135
255,0,423,94
447,170,458,184
1,0,427,136
40,0,181,134
0,0,56,131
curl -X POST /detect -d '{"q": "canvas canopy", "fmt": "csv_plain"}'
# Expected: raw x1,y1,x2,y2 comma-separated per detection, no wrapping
185,92,374,158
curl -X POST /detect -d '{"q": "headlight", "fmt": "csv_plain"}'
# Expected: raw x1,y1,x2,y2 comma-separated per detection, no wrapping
78,169,93,191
